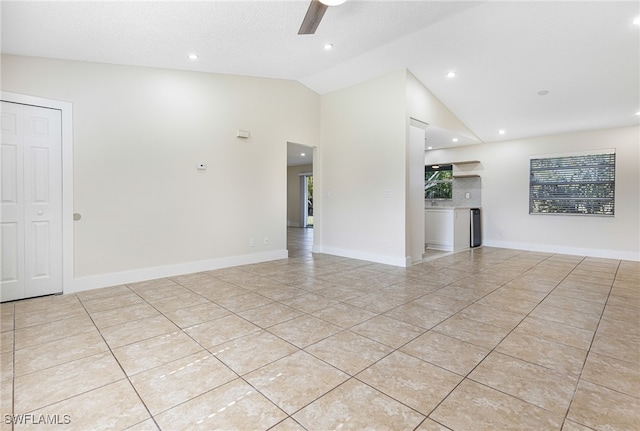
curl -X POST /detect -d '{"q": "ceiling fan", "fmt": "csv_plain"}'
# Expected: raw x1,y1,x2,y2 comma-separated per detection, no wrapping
298,0,346,35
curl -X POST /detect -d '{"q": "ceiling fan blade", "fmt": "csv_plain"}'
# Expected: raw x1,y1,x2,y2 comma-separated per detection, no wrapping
298,0,328,35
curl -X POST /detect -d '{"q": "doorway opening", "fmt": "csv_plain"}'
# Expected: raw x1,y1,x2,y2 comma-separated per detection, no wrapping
300,174,313,228
287,142,314,256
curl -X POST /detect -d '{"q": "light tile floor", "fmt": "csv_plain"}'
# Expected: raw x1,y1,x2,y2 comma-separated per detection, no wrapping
1,228,639,430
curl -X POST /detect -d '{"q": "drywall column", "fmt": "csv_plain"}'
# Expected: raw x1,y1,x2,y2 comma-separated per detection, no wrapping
408,122,427,263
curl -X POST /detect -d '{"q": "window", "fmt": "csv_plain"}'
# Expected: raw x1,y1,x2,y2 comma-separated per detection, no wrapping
529,150,615,216
425,164,453,199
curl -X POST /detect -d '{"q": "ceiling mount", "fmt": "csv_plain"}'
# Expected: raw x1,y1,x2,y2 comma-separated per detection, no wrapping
298,0,346,35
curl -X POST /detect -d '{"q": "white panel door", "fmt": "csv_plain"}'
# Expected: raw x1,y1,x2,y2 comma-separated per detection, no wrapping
1,101,62,301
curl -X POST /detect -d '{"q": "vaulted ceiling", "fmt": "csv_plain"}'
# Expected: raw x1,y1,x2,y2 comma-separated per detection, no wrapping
3,0,639,151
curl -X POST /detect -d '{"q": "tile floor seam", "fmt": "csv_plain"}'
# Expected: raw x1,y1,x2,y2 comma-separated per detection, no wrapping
414,253,590,427
562,259,625,428
75,294,165,430
3,230,638,431
556,259,627,429
13,376,131,416
13,297,157,429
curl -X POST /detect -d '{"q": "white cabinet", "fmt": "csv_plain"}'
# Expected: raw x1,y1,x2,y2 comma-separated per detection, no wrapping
425,208,471,252
453,208,471,251
425,208,454,250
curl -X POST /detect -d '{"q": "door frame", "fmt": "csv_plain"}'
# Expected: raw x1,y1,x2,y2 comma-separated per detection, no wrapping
298,173,312,228
1,91,74,295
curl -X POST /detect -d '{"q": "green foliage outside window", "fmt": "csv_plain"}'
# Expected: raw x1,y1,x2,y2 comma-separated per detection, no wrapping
425,165,453,199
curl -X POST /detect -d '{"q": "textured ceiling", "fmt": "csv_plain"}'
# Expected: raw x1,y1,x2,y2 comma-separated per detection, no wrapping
3,0,639,157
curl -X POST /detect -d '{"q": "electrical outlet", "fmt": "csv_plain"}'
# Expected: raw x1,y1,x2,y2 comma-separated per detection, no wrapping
249,238,256,247
384,190,392,198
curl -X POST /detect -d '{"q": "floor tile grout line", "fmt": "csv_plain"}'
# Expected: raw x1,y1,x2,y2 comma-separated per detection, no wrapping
444,254,586,422
75,293,165,431
395,253,588,426
560,258,626,430
8,294,157,429
4,230,638,430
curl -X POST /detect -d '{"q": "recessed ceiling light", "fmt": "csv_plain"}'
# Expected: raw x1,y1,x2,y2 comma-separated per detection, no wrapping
635,111,640,116
324,43,333,50
188,54,199,60
633,16,640,26
427,146,433,150
497,129,506,135
446,71,456,78
320,0,346,5
452,138,459,142
300,152,306,157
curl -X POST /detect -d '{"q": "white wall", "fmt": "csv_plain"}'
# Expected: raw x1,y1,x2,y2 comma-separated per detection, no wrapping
405,71,479,141
405,71,479,262
426,126,640,260
1,55,320,289
314,69,485,266
316,70,408,266
407,124,426,263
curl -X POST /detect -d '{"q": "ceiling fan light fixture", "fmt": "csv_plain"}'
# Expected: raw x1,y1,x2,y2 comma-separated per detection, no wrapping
324,43,333,50
319,0,346,6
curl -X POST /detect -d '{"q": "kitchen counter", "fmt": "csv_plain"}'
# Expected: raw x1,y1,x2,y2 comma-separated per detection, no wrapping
425,204,479,209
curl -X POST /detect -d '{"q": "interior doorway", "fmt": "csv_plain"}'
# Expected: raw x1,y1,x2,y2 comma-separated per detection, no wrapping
300,174,313,228
286,142,314,228
286,142,315,257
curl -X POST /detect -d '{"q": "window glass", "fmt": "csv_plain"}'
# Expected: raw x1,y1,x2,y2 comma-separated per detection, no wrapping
425,164,453,199
529,151,615,216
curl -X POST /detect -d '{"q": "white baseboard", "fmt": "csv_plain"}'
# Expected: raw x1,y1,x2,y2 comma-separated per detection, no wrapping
483,240,640,262
67,249,288,294
425,243,453,252
312,245,410,267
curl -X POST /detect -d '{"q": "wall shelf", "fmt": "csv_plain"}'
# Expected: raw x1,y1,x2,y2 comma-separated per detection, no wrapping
430,160,480,166
453,174,480,178
450,160,480,165
452,160,480,165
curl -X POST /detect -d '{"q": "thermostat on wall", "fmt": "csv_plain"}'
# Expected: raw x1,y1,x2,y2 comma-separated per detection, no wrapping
236,130,250,139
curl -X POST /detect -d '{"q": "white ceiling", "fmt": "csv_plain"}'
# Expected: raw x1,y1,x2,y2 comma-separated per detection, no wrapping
3,0,639,160
287,142,314,166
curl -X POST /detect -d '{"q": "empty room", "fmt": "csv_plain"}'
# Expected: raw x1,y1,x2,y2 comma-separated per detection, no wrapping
1,1,638,430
